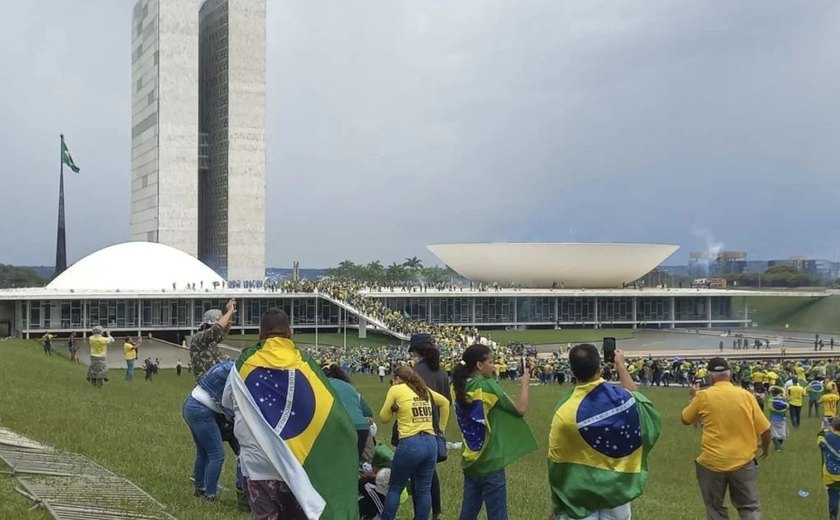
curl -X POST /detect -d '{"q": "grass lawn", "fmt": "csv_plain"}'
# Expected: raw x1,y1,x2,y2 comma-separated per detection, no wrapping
743,295,840,334
0,339,829,519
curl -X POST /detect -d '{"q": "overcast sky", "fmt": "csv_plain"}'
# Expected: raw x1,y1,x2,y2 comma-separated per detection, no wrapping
1,0,838,268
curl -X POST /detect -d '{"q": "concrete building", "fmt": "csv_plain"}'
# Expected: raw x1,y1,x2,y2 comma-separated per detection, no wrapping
198,0,266,281
131,0,266,281
130,0,200,256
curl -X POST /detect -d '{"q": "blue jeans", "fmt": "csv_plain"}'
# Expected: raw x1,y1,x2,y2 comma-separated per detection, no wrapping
125,359,135,380
182,396,225,497
459,469,507,520
381,433,437,520
829,486,840,520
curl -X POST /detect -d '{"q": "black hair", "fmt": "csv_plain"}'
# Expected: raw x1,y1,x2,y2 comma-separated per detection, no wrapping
260,308,291,339
569,343,600,382
322,363,351,383
413,344,441,372
452,344,492,406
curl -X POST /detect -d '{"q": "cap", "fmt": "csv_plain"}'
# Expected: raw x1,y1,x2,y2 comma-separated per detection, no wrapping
91,326,104,335
408,333,434,352
201,309,223,327
707,357,729,373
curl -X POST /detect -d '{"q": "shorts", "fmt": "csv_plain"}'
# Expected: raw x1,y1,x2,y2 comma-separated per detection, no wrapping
556,502,631,520
245,479,306,520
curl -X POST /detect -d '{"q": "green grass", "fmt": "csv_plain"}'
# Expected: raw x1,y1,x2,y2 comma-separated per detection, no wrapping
744,295,840,334
0,339,830,519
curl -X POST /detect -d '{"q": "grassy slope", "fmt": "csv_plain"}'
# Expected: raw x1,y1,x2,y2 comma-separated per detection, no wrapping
0,340,829,519
744,295,840,334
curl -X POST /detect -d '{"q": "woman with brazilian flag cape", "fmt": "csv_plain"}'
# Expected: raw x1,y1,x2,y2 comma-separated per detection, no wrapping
223,314,359,520
452,344,538,520
548,345,661,520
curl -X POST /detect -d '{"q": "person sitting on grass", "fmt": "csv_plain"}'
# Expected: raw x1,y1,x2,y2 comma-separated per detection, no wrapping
818,417,840,520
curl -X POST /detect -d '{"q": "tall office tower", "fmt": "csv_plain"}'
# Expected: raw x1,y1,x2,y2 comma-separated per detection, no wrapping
198,0,266,281
130,0,200,256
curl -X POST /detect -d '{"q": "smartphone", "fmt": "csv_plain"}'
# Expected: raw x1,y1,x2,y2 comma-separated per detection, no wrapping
602,337,616,364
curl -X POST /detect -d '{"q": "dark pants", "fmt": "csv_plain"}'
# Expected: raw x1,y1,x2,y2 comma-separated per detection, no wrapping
829,486,840,520
789,405,802,427
357,429,370,460
44,343,51,355
411,469,442,517
810,399,821,418
695,461,761,520
245,479,306,520
458,469,507,520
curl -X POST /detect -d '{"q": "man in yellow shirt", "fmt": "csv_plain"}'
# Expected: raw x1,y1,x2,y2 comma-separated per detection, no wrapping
41,332,54,356
124,337,140,381
787,377,805,428
821,388,840,430
682,357,771,520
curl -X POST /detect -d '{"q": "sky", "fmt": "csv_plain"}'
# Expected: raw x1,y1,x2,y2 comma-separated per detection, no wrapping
1,0,838,268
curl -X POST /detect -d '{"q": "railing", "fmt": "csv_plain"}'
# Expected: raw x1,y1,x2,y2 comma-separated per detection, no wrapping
315,291,410,341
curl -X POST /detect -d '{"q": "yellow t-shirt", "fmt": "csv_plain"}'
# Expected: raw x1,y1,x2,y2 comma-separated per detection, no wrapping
820,393,840,417
787,385,805,407
696,368,707,379
752,372,765,384
681,381,771,472
89,334,114,358
124,342,138,360
795,367,806,380
380,383,450,439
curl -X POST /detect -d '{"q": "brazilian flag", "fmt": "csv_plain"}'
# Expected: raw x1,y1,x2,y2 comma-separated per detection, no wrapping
548,380,661,519
455,375,537,476
230,337,359,519
61,135,80,173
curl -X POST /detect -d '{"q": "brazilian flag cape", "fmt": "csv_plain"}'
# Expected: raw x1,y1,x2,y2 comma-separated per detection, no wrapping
230,337,359,519
548,380,661,519
455,376,537,476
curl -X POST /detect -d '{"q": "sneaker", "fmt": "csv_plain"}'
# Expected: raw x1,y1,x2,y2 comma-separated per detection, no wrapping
193,489,205,498
204,495,217,503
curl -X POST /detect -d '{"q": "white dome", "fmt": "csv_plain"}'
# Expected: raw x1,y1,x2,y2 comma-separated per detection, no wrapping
48,242,225,291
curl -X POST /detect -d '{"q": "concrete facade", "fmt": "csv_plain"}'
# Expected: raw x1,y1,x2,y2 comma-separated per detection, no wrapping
130,0,200,256
198,0,266,281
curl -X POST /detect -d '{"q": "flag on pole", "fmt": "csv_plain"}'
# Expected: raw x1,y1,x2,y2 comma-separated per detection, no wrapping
61,135,80,173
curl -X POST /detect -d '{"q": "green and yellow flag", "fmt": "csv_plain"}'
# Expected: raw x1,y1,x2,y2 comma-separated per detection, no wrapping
455,375,537,476
230,337,359,519
61,135,80,173
548,380,661,519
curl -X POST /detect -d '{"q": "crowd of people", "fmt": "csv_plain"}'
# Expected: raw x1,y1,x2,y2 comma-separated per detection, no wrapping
34,296,840,519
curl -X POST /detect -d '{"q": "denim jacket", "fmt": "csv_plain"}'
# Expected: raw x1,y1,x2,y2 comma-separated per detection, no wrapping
198,360,235,413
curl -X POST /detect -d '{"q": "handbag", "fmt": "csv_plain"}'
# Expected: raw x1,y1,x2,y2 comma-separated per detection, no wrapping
432,403,447,463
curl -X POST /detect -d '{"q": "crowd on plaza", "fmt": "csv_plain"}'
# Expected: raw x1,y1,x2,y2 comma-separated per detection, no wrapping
37,292,840,520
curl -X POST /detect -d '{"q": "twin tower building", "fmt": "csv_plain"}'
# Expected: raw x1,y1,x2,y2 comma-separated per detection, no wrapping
130,0,266,281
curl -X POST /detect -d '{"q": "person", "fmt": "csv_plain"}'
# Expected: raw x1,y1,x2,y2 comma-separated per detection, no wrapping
451,343,537,520
786,377,804,428
379,366,451,520
359,444,404,519
322,362,375,459
810,379,826,418
176,360,183,377
818,417,840,520
768,387,788,452
41,331,53,356
190,298,236,380
821,385,840,430
378,364,387,383
548,345,660,520
681,357,771,520
68,332,78,364
183,360,235,502
124,337,139,381
87,327,114,387
222,308,358,520
144,358,156,382
408,332,450,520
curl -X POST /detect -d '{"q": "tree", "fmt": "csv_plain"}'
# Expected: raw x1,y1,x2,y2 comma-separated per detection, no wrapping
403,256,423,271
0,265,45,289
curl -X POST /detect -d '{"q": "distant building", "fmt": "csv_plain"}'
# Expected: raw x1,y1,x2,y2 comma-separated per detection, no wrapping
130,0,266,281
689,251,747,276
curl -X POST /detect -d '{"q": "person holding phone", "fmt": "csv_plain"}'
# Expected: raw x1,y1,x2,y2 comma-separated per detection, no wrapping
189,298,236,380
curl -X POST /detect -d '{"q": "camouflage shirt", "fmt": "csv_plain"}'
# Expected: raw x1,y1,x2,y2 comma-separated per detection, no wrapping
190,323,226,381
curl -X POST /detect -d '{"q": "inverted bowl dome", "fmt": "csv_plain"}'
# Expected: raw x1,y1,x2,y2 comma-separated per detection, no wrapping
427,243,678,288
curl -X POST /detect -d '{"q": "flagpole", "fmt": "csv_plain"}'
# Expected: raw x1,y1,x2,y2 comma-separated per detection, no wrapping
54,134,67,277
